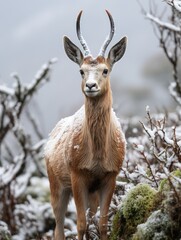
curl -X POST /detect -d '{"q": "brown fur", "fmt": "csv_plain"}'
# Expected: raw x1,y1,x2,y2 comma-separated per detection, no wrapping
83,56,105,65
45,56,126,240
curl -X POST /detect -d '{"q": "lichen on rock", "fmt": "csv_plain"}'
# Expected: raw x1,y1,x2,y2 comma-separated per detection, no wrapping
132,169,181,240
132,210,172,240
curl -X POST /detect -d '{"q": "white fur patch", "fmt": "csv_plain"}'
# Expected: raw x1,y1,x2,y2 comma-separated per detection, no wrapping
44,106,85,159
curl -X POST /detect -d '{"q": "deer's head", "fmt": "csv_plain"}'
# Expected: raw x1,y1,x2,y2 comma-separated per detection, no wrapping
64,10,127,98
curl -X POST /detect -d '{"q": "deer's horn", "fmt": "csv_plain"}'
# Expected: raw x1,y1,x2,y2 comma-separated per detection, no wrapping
99,10,115,57
76,10,92,57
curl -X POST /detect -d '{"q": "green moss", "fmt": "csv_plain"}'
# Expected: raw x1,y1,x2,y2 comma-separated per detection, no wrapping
110,184,158,240
110,205,130,240
159,169,181,193
110,209,122,240
159,178,169,192
172,169,181,178
111,179,181,239
123,183,157,227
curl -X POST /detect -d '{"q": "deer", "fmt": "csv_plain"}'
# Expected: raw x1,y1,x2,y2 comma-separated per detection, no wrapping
45,10,127,240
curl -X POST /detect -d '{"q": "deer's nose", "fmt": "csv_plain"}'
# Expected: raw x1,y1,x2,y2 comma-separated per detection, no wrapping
86,82,97,90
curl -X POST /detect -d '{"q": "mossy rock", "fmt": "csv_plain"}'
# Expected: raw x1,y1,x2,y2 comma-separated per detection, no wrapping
132,169,181,240
123,183,157,227
110,183,158,240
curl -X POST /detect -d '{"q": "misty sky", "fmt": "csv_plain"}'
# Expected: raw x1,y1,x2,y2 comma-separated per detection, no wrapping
0,0,172,135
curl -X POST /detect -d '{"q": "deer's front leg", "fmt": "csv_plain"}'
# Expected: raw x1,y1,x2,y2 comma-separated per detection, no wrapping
71,171,88,240
99,173,117,240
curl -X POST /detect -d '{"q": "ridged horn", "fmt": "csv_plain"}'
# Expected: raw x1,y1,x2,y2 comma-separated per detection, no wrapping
98,10,115,57
76,10,92,57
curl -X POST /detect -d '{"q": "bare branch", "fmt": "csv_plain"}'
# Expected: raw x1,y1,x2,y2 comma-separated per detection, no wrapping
164,0,181,12
0,58,57,143
145,13,181,32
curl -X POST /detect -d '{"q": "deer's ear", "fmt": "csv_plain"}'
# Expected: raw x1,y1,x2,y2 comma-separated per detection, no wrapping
63,36,84,66
107,36,127,68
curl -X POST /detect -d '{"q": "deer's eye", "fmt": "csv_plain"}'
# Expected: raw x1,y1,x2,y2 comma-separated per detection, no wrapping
103,69,108,76
80,69,84,77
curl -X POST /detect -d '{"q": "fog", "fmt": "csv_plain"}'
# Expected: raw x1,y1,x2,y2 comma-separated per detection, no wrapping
0,0,175,135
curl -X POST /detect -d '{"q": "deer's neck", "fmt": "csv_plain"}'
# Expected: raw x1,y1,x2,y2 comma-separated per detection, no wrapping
84,88,112,159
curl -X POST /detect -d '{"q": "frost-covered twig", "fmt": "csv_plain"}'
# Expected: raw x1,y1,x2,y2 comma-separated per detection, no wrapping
0,154,25,189
140,1,181,105
0,85,15,96
0,58,57,143
0,59,57,238
145,13,181,32
164,0,181,12
133,107,181,189
134,143,159,187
